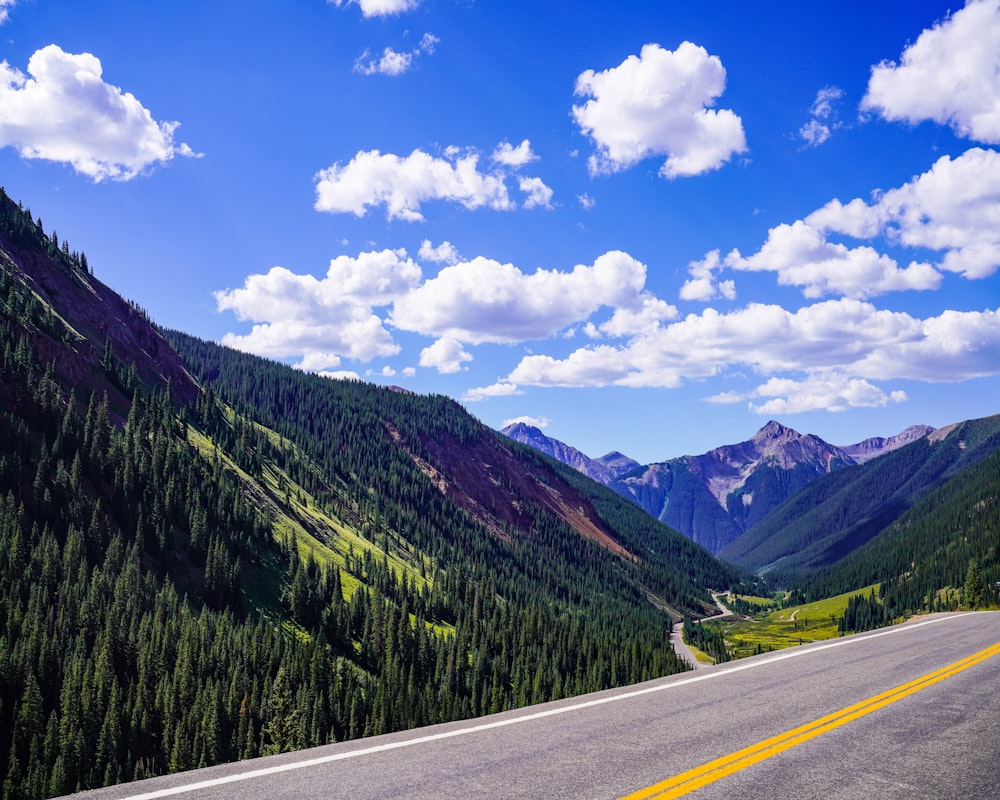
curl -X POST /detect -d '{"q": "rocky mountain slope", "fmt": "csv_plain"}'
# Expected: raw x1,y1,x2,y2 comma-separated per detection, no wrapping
504,419,935,555
501,422,639,484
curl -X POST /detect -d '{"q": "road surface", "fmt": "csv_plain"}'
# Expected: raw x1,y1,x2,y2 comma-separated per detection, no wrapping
62,612,1000,800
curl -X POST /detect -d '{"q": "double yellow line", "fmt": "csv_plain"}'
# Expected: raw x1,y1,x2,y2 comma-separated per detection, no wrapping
620,641,1000,800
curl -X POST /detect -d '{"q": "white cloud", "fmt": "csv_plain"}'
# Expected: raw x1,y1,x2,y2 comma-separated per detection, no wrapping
217,248,675,376
747,373,905,415
598,296,678,337
572,42,747,178
800,86,844,146
712,147,1000,299
390,250,662,344
214,249,422,367
680,249,737,302
0,1,14,25
354,47,414,77
725,220,941,298
503,415,550,429
463,382,522,402
418,239,462,264
315,145,551,220
503,300,1000,401
492,139,538,167
318,370,363,382
331,0,420,17
809,147,1000,280
315,148,511,221
420,337,473,374
520,176,554,209
0,45,198,181
353,33,438,77
862,1,1000,143
578,192,596,210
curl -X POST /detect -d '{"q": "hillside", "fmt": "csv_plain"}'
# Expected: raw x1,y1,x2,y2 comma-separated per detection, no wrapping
721,413,1000,578
0,188,734,799
800,446,1000,616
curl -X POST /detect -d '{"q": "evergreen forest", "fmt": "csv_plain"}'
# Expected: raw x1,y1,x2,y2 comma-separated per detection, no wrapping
0,188,733,799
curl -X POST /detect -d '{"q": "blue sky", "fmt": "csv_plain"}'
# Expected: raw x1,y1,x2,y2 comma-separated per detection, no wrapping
2,0,999,464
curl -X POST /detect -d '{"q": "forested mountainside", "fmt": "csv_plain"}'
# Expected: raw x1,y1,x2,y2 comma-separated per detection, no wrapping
721,414,1000,578
0,188,733,799
164,328,735,614
799,445,1000,617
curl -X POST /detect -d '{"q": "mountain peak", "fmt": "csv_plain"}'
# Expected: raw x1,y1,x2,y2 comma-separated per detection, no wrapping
754,420,797,441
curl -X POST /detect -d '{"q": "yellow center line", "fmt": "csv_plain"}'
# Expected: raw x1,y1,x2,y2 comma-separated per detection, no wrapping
619,641,1000,800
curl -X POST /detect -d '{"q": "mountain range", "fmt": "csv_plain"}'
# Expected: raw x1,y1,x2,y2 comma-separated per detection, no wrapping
502,419,934,554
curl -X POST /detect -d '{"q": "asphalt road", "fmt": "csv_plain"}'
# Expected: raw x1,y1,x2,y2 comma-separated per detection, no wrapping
63,612,1000,800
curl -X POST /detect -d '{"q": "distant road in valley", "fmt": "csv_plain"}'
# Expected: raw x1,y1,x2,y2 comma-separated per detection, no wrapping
63,612,1000,800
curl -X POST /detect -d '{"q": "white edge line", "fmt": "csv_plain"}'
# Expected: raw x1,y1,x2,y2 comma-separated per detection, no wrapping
112,614,965,800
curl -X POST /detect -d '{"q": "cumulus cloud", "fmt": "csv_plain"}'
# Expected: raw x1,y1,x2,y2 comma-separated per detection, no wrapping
390,250,667,344
492,139,538,167
0,1,14,25
746,373,906,415
800,86,844,146
354,33,438,76
463,382,522,402
680,249,736,302
496,299,1000,407
0,45,198,181
862,0,1000,143
711,146,1000,300
809,147,1000,280
520,176,554,209
725,220,941,298
214,249,422,368
418,239,462,264
331,0,420,17
314,145,552,221
503,415,550,429
419,338,473,374
572,42,747,178
216,248,675,378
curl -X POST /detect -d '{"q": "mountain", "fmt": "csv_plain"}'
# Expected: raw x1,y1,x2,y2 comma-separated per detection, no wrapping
721,413,1000,578
0,187,735,799
500,422,640,484
505,418,936,555
606,421,859,553
0,188,197,417
839,424,936,463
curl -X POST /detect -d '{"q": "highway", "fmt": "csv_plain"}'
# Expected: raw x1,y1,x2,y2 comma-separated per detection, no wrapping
63,612,1000,800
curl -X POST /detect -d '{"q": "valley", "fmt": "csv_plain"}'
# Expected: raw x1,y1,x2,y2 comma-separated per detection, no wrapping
0,185,997,800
